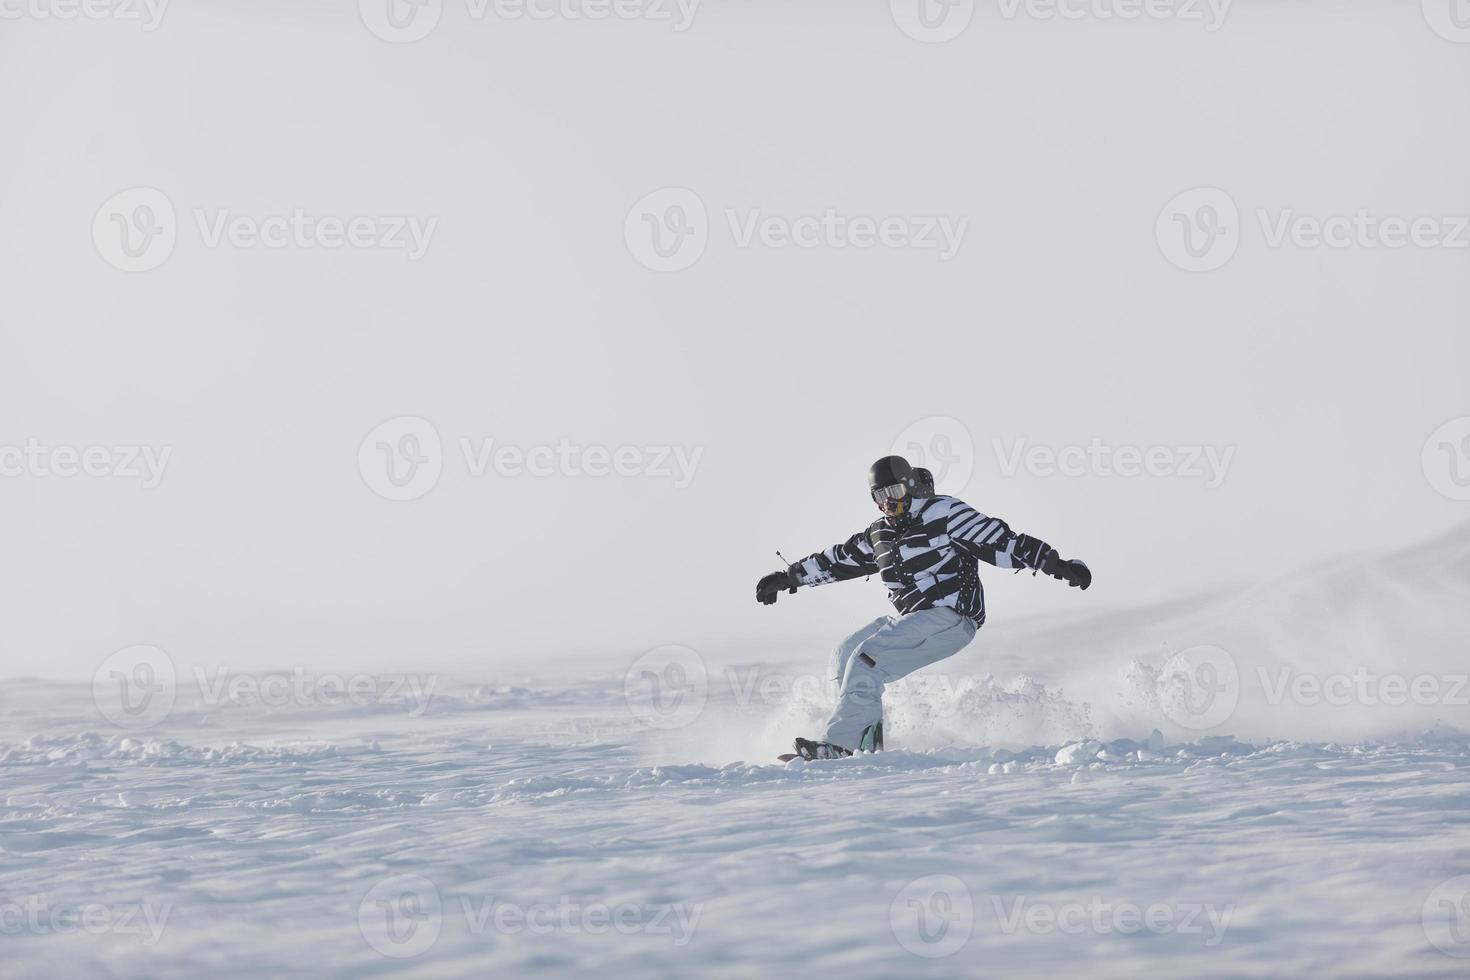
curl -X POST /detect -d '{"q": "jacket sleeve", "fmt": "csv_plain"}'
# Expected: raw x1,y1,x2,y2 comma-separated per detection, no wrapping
945,498,1061,574
789,529,879,587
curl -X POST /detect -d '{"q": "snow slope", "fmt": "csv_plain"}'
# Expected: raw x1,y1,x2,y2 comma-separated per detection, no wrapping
3,528,1470,978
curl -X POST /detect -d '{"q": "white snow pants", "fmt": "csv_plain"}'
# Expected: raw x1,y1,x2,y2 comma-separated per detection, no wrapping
821,606,977,750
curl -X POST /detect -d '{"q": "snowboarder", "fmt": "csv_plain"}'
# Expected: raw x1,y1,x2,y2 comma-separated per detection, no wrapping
756,455,1091,761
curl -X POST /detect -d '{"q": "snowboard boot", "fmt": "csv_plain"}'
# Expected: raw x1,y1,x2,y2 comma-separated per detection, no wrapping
789,724,884,761
792,737,852,761
858,721,883,753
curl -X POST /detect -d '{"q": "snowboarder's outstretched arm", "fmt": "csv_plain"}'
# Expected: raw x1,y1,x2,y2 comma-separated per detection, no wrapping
787,530,879,586
755,530,876,605
946,498,1091,589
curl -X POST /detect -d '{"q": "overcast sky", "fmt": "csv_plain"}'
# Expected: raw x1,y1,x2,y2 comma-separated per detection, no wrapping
2,1,1468,680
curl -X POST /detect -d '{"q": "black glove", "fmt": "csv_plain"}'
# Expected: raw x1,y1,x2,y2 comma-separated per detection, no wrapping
1055,559,1091,590
756,570,799,605
1016,534,1090,591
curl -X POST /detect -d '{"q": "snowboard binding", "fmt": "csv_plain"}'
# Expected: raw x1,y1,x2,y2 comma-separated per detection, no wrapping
781,723,883,762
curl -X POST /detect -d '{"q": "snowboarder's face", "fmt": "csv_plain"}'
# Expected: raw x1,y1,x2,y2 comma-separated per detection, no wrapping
872,482,908,518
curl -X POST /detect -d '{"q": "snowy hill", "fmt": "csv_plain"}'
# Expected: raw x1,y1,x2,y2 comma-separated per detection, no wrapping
3,526,1469,977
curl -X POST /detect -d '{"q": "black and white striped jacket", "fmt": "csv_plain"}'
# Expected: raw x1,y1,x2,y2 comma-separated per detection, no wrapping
788,495,1058,626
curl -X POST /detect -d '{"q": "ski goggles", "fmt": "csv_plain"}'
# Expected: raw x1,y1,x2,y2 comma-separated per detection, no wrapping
871,482,908,504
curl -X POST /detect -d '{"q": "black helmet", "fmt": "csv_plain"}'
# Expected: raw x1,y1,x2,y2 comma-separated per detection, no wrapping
868,455,916,517
868,455,913,491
